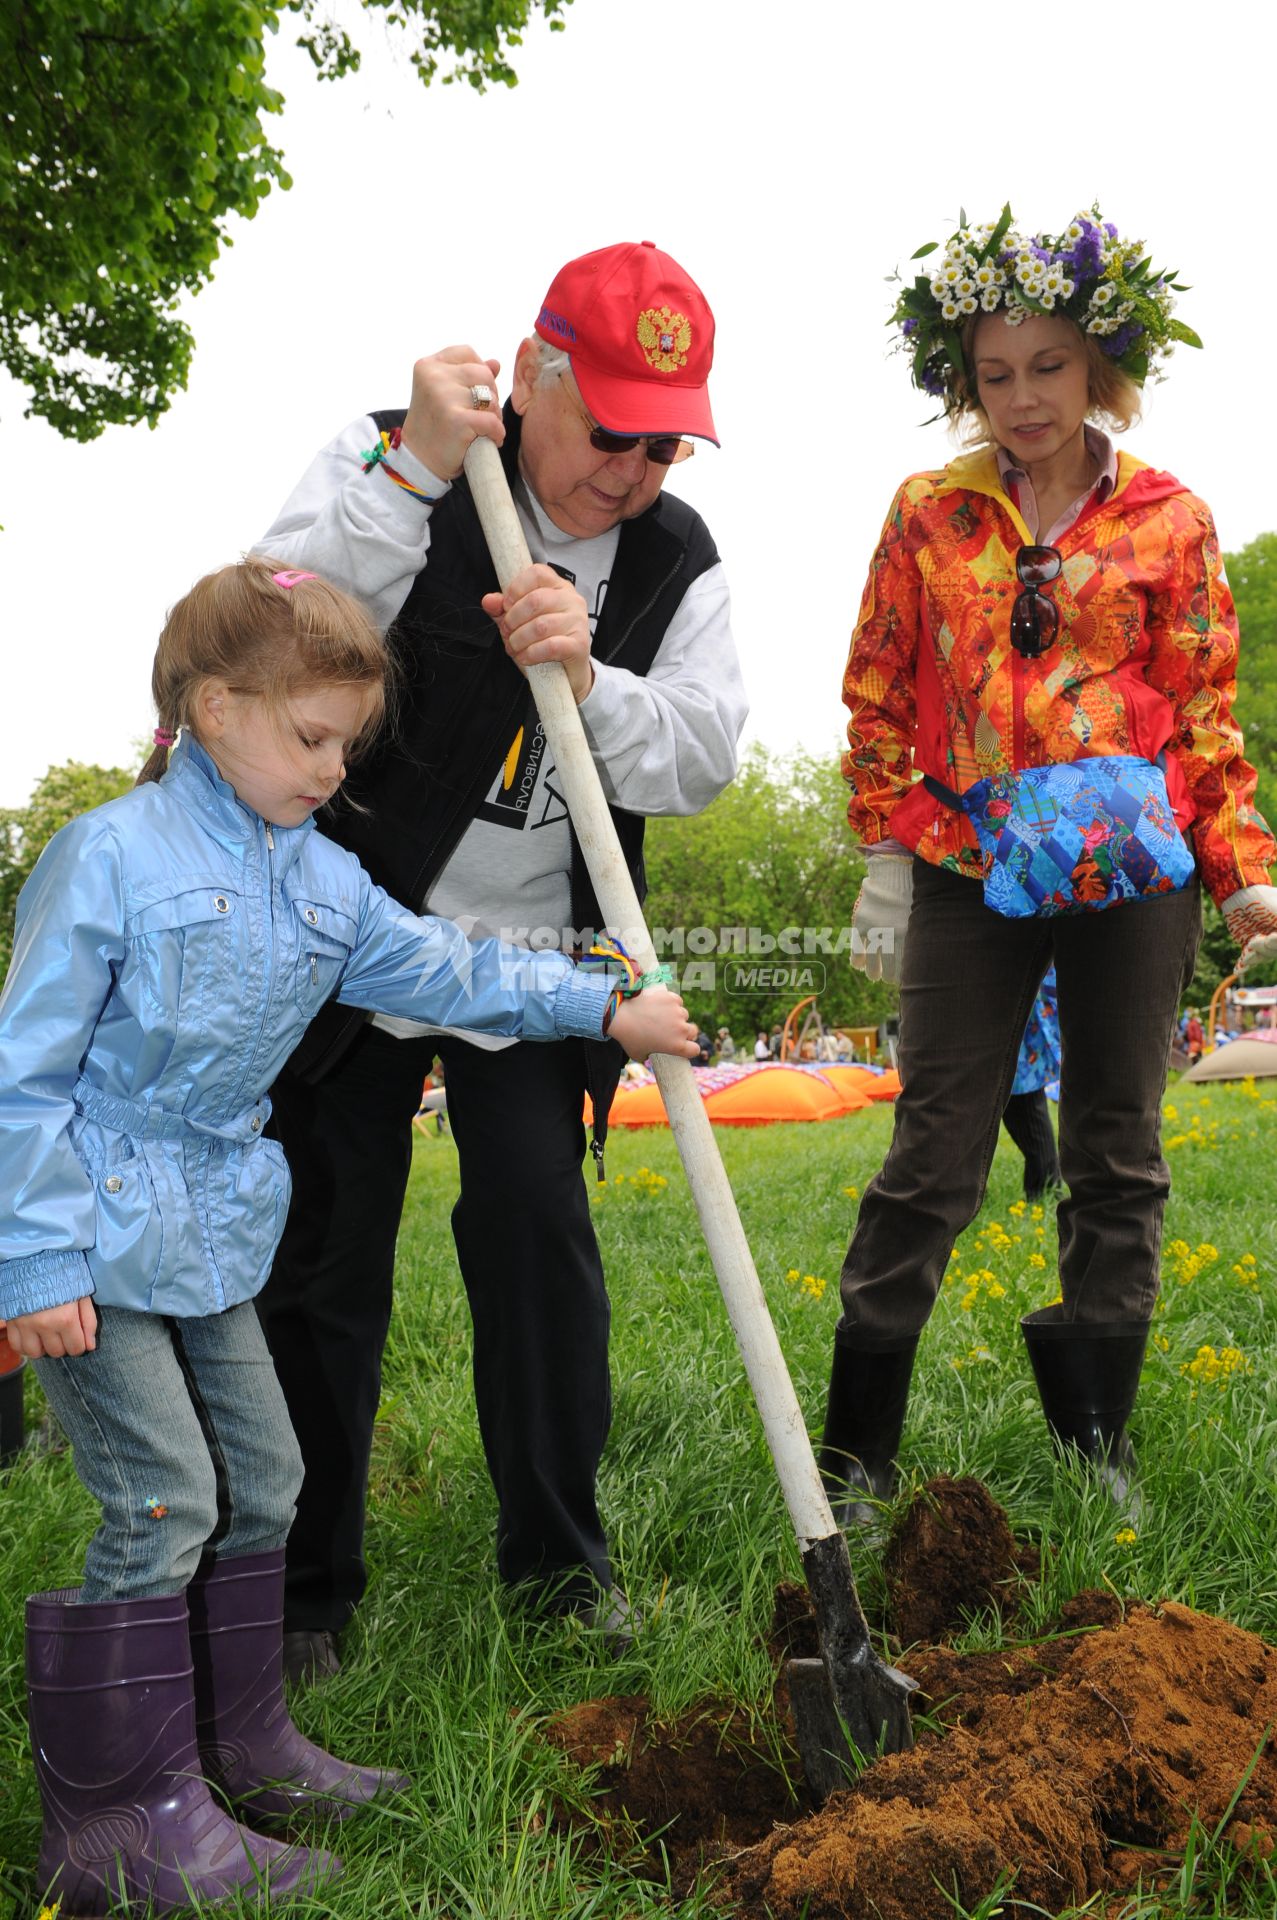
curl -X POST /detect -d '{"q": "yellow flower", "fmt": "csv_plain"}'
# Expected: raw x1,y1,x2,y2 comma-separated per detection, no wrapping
785,1268,800,1285
1115,1527,1137,1546
801,1273,828,1301
1028,1252,1047,1269
843,1184,860,1198
1008,1200,1027,1217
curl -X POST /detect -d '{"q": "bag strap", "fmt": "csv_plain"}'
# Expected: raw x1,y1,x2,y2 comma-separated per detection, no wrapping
923,772,964,810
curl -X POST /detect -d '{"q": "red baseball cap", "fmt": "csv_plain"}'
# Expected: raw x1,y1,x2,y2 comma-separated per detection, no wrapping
534,240,719,445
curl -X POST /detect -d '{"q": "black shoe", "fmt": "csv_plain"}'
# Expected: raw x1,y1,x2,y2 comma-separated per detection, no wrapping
282,1627,342,1689
817,1330,919,1528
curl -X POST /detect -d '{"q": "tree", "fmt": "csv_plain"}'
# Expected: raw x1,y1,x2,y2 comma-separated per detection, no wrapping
642,744,897,1044
1,0,570,440
1227,530,1277,828
0,759,136,975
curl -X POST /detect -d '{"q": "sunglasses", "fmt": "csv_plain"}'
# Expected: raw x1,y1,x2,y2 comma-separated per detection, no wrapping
1010,545,1062,658
567,389,693,466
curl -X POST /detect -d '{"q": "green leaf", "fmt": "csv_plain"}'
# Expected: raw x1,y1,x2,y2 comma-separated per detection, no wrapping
910,241,939,260
1172,322,1204,350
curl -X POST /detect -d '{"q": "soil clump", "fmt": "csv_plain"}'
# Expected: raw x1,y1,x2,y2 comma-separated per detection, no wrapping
544,1478,1277,1918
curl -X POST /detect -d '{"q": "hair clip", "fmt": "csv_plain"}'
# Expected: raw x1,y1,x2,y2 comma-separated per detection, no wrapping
272,570,318,590
153,727,177,748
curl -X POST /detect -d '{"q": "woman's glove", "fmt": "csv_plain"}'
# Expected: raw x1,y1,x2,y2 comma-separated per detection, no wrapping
851,856,913,984
1222,885,1277,971
1213,887,1275,975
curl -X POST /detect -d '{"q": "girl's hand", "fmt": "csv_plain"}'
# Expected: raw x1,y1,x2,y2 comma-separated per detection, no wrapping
609,985,700,1063
5,1297,97,1360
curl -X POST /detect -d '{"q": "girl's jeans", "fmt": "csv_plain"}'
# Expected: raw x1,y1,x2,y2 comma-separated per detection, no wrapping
839,861,1202,1341
34,1300,302,1601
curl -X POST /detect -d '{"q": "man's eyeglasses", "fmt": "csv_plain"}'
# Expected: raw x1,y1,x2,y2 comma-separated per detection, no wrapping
567,389,693,466
1010,545,1062,658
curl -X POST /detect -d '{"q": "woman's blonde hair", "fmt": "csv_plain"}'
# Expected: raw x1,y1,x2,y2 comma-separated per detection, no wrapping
137,558,392,786
948,314,1143,446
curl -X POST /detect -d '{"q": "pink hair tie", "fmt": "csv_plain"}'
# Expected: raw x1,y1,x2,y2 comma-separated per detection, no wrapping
272,570,318,589
153,727,177,748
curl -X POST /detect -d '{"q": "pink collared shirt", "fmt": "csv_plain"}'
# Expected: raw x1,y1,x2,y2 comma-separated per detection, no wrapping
996,425,1119,544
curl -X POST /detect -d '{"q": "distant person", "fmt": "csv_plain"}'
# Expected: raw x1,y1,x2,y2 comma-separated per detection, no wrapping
1002,967,1062,1202
694,1028,713,1065
754,1030,772,1062
820,203,1277,1530
716,1025,737,1061
0,560,698,1914
1182,1008,1204,1062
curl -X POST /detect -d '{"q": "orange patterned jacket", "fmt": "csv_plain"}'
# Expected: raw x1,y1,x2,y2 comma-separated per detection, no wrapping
842,447,1274,907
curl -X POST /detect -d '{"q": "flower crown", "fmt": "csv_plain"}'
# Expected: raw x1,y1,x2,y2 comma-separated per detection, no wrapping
890,205,1201,407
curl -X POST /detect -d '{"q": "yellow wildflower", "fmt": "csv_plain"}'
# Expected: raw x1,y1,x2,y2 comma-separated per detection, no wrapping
801,1273,827,1301
1028,1252,1047,1269
843,1184,860,1198
1114,1527,1137,1546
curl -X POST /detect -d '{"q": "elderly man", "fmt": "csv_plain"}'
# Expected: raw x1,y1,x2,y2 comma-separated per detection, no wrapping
254,241,746,1680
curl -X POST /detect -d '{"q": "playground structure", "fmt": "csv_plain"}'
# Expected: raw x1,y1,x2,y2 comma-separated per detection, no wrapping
778,995,892,1067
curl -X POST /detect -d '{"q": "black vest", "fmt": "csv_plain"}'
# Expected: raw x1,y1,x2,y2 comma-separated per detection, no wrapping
287,402,720,1081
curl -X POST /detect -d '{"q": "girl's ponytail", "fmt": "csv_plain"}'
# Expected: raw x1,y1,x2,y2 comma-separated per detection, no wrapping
136,726,177,789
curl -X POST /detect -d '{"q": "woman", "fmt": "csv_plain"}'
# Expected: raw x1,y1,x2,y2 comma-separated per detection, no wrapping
820,207,1277,1524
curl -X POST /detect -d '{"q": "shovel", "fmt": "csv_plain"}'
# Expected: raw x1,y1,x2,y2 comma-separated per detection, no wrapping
463,436,916,1800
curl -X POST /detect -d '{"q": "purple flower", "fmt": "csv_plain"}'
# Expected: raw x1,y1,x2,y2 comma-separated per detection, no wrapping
920,361,947,397
1104,221,1118,239
1104,320,1145,358
902,316,919,339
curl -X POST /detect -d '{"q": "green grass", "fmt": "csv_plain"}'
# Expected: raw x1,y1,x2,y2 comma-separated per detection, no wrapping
2,1077,1275,1917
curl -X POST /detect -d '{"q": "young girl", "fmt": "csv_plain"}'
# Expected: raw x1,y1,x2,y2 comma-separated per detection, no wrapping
0,558,697,1917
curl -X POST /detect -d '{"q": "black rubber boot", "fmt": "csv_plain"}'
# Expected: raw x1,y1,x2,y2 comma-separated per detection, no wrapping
816,1330,919,1528
1021,1305,1149,1519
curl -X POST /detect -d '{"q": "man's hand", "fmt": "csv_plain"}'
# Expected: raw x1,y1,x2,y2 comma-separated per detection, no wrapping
399,346,504,480
1222,884,1277,971
609,985,700,1062
5,1297,97,1359
483,565,595,704
851,856,913,984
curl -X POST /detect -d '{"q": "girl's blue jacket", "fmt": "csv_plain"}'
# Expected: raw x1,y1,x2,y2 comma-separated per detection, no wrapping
0,738,613,1323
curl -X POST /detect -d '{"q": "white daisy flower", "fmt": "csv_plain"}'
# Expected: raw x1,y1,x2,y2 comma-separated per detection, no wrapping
941,299,961,320
959,296,978,314
931,278,949,300
1061,279,1076,300
955,278,975,298
980,287,1002,311
1091,283,1115,306
1040,292,1057,310
1004,304,1028,326
974,265,996,287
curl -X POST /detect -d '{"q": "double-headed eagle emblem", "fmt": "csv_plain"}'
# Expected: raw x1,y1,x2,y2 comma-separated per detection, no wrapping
636,306,692,373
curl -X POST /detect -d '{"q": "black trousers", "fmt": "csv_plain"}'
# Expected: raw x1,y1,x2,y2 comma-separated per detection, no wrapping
1001,1089,1061,1199
259,1022,615,1632
839,861,1202,1341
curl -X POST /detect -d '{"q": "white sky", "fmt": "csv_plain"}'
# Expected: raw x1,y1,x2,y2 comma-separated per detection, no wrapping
2,0,1273,807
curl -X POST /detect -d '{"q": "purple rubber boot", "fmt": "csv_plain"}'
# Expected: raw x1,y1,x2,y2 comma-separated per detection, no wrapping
26,1586,340,1916
189,1549,411,1825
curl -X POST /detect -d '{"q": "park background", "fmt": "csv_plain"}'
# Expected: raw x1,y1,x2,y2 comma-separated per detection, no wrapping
5,9,1277,1916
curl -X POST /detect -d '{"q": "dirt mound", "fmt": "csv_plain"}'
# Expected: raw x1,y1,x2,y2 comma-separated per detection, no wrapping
723,1601,1277,1919
544,1481,1277,1917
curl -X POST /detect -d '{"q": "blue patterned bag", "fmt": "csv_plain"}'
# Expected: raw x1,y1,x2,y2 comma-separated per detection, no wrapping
924,757,1195,919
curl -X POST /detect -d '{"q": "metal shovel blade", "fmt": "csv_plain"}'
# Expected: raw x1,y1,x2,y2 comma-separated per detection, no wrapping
787,1530,917,1803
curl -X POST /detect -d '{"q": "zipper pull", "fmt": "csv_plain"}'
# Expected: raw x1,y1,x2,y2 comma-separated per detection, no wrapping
265,824,275,852
591,1135,606,1184
310,955,318,987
